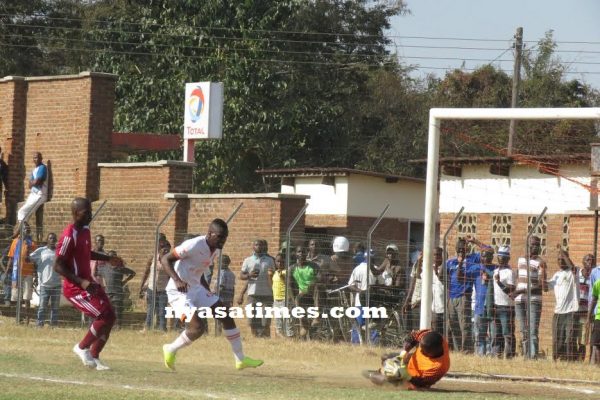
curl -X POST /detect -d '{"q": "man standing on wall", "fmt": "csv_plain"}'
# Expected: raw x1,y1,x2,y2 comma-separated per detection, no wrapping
15,152,48,237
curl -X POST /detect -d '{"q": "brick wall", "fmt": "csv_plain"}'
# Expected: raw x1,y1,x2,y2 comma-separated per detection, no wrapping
86,75,117,200
99,161,194,200
22,73,116,205
439,211,598,356
0,77,27,222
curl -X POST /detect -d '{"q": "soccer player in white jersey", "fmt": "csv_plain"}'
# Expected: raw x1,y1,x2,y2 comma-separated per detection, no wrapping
161,218,263,370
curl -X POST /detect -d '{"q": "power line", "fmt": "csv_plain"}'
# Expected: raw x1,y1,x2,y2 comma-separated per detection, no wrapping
5,20,600,58
3,13,600,46
3,30,600,69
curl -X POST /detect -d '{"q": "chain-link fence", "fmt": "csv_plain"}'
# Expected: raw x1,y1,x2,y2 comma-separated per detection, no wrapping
0,208,595,363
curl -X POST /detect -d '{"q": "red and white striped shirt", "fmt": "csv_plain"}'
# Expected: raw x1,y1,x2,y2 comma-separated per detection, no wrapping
56,224,93,298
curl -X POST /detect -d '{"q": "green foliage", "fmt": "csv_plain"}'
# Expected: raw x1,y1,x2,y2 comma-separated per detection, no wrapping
429,32,599,157
1,4,598,191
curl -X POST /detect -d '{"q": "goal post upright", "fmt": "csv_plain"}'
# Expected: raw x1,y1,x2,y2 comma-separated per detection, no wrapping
420,107,600,330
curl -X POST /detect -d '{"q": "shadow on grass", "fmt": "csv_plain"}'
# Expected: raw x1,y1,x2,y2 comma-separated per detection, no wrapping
426,387,511,396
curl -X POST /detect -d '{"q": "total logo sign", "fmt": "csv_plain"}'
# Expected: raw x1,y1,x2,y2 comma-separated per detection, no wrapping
183,82,224,140
188,86,205,123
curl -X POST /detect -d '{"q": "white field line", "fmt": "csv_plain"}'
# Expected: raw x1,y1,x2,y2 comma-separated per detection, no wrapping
0,372,234,399
447,377,598,396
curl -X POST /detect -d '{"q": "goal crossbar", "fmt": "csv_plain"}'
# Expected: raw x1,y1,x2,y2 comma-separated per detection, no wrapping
420,107,600,329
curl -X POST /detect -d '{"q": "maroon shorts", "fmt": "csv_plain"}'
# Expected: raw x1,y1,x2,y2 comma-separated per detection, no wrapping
67,288,113,319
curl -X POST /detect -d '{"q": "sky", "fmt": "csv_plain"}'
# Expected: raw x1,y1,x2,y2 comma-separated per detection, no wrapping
388,0,600,89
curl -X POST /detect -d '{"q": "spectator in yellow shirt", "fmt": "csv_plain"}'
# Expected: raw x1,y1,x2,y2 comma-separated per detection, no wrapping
272,253,294,338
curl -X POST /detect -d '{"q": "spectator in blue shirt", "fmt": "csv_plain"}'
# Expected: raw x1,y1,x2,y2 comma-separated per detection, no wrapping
15,152,48,237
446,236,485,353
473,247,498,356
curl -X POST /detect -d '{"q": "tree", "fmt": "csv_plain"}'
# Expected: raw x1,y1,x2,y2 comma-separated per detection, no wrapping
429,31,599,157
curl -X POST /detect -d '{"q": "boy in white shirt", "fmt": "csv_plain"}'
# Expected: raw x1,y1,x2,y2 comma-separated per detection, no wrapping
492,246,515,359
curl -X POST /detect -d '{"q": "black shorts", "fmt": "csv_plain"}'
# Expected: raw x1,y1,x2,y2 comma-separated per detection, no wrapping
297,294,314,308
592,320,600,346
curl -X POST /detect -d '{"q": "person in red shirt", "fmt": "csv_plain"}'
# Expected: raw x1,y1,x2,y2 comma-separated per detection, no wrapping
53,197,123,371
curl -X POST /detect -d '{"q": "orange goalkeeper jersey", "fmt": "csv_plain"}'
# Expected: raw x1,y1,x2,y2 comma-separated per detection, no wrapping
406,329,450,387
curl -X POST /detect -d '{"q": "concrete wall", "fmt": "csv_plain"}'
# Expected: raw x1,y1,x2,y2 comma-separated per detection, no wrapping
282,176,349,215
440,164,591,214
347,174,425,220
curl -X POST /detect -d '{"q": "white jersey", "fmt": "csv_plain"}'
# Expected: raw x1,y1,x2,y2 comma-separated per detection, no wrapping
166,235,219,291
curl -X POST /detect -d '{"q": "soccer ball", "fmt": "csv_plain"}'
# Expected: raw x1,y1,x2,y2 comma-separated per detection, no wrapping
382,350,410,381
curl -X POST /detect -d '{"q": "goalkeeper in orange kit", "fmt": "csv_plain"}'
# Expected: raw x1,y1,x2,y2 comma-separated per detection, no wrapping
364,329,450,390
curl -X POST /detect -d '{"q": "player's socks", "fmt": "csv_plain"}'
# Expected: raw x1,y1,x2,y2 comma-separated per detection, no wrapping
90,334,108,359
224,328,244,362
165,331,192,353
79,324,99,349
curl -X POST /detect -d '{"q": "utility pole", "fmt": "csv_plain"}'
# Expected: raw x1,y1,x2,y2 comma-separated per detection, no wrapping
507,27,523,156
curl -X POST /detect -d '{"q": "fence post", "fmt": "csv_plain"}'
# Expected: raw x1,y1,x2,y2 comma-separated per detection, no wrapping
525,207,547,359
441,207,464,340
283,204,308,334
149,202,178,330
364,204,389,345
214,202,244,336
14,197,45,324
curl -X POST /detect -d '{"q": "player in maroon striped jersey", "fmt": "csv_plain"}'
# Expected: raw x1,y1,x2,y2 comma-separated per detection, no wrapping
54,197,123,370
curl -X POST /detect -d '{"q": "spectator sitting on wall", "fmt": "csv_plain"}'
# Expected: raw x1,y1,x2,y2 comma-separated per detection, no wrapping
14,152,48,238
97,250,136,329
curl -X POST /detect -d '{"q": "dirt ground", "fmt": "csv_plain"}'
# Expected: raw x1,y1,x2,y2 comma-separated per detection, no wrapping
1,317,599,400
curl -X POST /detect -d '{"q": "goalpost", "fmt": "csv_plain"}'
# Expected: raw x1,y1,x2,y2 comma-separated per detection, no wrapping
420,107,600,329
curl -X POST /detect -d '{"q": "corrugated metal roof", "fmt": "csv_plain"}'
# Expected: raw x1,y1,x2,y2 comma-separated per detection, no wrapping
256,167,424,183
